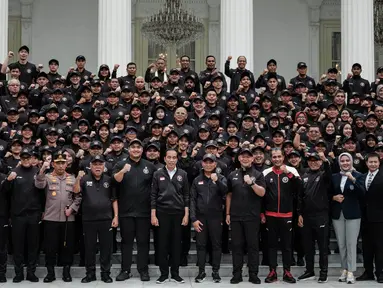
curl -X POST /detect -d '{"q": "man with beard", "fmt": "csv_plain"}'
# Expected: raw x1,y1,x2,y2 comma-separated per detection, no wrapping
113,139,156,282
145,58,168,84
199,55,227,94
179,55,200,93
342,63,371,98
225,56,255,93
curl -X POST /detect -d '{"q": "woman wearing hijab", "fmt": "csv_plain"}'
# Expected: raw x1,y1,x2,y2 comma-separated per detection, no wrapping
330,152,364,284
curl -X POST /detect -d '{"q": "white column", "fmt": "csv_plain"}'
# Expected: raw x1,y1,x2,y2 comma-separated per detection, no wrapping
307,0,324,81
207,0,220,67
341,0,374,82
220,0,254,73
0,0,9,59
20,0,34,53
98,0,132,74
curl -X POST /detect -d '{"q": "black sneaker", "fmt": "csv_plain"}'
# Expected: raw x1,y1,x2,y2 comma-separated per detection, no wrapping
116,270,131,281
230,275,243,284
26,272,39,282
283,270,296,284
356,271,375,281
317,274,328,283
212,272,221,283
249,274,261,284
195,272,206,283
171,275,185,283
13,274,24,283
298,271,315,281
81,274,96,283
156,275,168,284
265,270,277,283
140,271,150,282
101,274,113,283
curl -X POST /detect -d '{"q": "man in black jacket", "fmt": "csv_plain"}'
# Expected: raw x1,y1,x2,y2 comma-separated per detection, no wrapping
357,153,383,283
297,152,332,283
113,139,156,282
3,149,41,283
224,56,255,93
226,148,266,284
190,153,227,283
151,149,189,284
0,173,7,283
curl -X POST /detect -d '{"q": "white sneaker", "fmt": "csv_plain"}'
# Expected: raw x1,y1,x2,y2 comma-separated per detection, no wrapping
347,272,355,284
339,270,348,282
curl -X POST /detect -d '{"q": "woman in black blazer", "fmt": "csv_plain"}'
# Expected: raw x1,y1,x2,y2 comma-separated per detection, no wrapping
330,152,364,284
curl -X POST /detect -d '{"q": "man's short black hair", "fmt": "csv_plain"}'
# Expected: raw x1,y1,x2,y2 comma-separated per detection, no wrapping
165,148,178,156
366,152,381,161
205,55,216,62
127,62,136,68
180,55,190,61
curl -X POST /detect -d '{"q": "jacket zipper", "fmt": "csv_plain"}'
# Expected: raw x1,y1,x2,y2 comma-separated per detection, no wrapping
277,174,280,213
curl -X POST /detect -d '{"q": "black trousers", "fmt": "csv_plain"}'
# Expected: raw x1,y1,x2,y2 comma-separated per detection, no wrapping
292,215,305,259
157,212,183,277
363,222,383,277
44,221,75,267
231,220,260,276
195,217,222,272
120,217,150,273
266,216,292,270
260,223,269,265
301,214,328,273
181,221,191,258
75,214,85,263
222,210,230,253
83,220,113,274
0,217,8,275
12,214,40,274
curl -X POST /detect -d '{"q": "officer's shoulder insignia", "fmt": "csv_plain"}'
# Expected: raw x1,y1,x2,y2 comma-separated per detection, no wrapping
177,175,183,182
282,177,289,183
143,167,149,174
103,182,109,188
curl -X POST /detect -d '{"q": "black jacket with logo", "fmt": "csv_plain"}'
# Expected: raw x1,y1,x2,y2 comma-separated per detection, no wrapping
190,173,227,223
113,158,156,218
151,167,189,214
262,166,302,218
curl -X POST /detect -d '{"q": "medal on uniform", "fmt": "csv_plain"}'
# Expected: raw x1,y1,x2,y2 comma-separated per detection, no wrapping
52,191,57,196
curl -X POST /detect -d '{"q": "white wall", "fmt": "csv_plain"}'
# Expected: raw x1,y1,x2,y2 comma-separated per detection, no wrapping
253,0,310,81
31,0,98,75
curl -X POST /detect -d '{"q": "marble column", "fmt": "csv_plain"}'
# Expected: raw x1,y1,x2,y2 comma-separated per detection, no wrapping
341,0,374,82
98,0,132,73
20,0,33,53
207,0,220,67
0,0,9,59
220,0,254,73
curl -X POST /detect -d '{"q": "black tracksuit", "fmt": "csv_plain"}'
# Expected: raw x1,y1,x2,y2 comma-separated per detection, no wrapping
151,167,189,278
298,161,332,274
227,166,266,277
190,173,227,272
263,166,302,271
3,166,42,276
80,173,116,276
113,158,156,274
0,173,8,277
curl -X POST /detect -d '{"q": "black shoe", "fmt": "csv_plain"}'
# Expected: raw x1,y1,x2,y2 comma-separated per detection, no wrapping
26,272,39,282
249,274,261,284
378,275,383,283
297,257,305,267
212,272,221,283
356,271,375,281
81,274,96,283
180,255,188,267
265,270,277,283
283,270,296,284
298,271,315,281
318,274,328,283
101,274,113,283
62,266,72,282
0,274,6,283
195,271,206,283
156,275,168,284
140,271,150,282
116,270,131,281
230,275,243,284
13,274,24,283
171,275,185,283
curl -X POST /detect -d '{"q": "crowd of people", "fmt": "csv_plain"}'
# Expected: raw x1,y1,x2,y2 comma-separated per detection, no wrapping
0,45,383,285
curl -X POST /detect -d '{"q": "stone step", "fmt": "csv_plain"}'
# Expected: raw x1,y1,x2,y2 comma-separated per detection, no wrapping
6,250,365,265
4,264,364,278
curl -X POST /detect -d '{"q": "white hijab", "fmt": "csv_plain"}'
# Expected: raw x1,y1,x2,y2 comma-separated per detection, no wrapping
338,152,355,173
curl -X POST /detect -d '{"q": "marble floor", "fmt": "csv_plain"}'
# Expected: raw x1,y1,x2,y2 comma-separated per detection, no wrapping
0,277,382,287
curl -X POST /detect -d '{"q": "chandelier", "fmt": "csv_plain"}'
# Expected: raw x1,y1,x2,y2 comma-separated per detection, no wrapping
141,0,205,48
375,0,383,45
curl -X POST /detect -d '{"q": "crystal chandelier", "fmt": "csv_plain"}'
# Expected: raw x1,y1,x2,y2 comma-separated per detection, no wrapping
141,0,205,48
374,0,383,45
